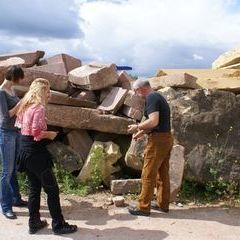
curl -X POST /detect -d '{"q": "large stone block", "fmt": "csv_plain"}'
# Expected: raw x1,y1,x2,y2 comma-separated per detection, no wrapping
156,68,240,93
0,67,7,84
67,129,93,162
35,53,81,75
98,87,128,114
68,63,118,90
77,141,122,186
0,50,44,67
116,71,132,90
111,179,141,195
23,68,68,92
0,57,25,67
44,53,81,72
49,90,97,108
122,106,143,121
125,140,185,201
169,145,185,202
13,86,97,108
149,73,198,90
47,141,83,172
212,47,240,69
122,90,145,120
46,104,135,134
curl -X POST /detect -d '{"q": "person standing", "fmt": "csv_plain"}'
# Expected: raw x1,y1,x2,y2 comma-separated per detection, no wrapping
16,78,77,235
0,65,27,219
128,78,173,216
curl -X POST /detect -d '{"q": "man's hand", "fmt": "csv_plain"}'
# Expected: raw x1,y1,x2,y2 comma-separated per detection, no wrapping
133,129,145,140
128,124,138,134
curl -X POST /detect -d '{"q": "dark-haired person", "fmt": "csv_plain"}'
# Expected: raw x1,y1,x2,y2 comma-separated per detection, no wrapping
127,78,173,216
0,65,27,219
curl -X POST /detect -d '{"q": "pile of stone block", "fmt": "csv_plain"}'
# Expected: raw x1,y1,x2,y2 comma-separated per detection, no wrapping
0,50,146,192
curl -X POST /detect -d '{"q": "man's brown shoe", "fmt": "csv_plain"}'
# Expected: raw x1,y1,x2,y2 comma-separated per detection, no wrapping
151,202,169,213
128,206,150,216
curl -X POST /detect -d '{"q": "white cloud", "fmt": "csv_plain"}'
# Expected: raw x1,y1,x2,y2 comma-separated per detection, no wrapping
1,0,240,76
193,54,204,60
74,0,240,76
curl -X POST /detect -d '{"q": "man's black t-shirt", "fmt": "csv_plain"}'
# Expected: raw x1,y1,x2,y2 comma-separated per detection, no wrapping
144,91,171,133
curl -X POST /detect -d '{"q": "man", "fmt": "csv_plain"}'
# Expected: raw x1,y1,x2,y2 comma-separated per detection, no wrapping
128,78,173,216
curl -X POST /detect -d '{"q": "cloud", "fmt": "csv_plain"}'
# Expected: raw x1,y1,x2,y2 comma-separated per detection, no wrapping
74,0,240,75
193,54,204,60
1,0,240,76
0,0,82,39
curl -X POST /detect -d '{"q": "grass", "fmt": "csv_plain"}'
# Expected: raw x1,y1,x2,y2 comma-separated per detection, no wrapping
177,179,240,207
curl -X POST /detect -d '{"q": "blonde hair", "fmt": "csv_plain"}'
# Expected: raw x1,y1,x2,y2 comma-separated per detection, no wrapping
18,78,50,114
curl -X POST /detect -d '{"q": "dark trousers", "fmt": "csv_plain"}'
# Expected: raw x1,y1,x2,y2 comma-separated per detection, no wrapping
18,135,64,230
26,167,64,229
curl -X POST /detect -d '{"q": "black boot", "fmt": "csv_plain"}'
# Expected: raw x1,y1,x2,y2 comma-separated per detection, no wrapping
29,219,48,234
53,221,78,235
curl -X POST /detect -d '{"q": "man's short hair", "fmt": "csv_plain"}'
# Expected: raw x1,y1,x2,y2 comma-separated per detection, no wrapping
132,78,150,90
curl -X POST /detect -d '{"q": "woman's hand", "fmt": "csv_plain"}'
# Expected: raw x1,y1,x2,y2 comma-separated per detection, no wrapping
47,131,58,140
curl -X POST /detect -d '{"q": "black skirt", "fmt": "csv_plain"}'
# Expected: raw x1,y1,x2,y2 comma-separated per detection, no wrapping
17,135,53,173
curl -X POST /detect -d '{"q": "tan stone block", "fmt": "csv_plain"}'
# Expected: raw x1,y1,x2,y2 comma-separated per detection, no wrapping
46,104,135,134
22,68,68,92
0,57,25,67
98,87,128,114
0,50,44,67
149,73,198,90
117,71,132,90
122,105,143,121
124,90,145,111
68,63,118,90
212,47,240,69
67,130,93,161
112,196,125,207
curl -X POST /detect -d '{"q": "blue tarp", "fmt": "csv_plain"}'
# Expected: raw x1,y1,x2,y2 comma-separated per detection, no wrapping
116,65,132,71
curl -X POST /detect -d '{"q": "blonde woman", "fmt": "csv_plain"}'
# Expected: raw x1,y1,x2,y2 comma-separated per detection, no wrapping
16,78,77,235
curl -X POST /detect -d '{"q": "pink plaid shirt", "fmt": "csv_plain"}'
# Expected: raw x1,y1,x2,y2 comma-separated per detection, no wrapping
15,104,47,141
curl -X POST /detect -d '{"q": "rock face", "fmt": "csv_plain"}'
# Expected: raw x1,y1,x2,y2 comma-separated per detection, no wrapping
149,73,198,90
212,47,240,69
68,63,119,90
77,141,122,186
46,104,135,134
158,87,240,184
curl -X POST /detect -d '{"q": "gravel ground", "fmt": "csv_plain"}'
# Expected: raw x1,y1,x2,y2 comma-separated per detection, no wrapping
0,192,240,240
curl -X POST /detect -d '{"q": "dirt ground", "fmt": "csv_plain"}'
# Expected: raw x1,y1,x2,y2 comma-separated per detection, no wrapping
0,192,240,240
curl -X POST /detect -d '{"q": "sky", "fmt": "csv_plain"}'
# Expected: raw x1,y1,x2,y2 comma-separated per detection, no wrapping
1,0,240,76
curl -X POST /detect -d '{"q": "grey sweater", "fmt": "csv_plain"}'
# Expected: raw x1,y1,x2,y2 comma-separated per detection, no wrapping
0,89,19,130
